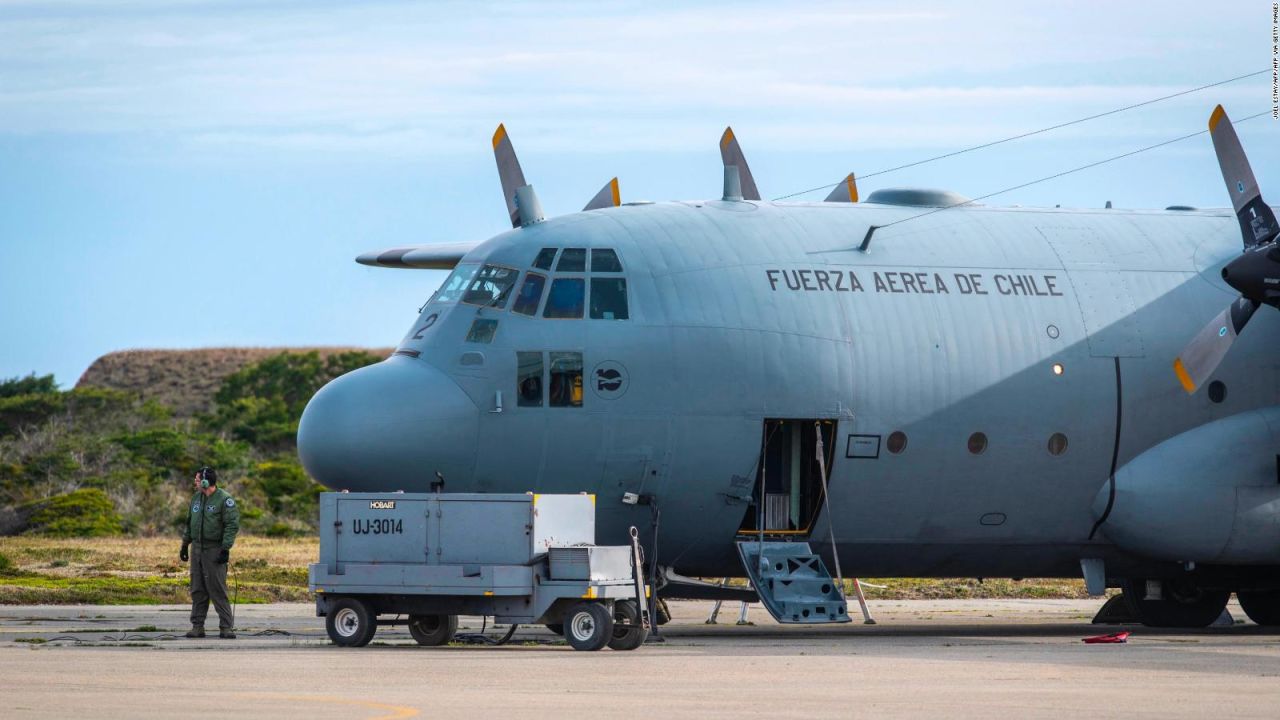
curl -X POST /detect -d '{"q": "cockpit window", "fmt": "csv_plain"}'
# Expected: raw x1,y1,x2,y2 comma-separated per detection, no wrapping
465,318,498,344
591,249,623,272
556,248,586,272
461,264,518,308
590,278,628,320
512,272,546,316
517,351,543,407
543,278,585,319
548,352,583,407
430,263,480,304
533,248,557,270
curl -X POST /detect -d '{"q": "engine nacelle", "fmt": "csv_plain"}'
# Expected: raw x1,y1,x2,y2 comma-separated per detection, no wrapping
1095,408,1280,564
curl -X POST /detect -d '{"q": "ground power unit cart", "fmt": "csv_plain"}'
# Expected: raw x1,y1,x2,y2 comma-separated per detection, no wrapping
309,492,649,651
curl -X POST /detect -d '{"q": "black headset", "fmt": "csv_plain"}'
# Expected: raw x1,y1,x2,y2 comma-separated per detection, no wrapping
198,466,215,489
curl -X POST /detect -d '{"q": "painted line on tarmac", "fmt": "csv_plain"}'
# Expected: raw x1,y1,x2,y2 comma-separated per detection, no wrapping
238,692,419,719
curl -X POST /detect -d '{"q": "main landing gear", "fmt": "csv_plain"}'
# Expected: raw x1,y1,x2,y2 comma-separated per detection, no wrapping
1120,578,1229,628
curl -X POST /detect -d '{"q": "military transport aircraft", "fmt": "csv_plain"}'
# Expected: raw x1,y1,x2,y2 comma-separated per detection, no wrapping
297,107,1280,628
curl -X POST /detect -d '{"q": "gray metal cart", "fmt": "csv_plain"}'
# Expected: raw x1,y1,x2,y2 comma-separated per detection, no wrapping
309,492,649,651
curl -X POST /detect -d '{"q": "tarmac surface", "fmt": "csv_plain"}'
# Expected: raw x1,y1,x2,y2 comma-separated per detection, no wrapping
2,598,1278,718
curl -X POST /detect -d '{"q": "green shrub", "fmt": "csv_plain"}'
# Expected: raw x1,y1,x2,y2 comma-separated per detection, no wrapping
0,551,15,575
210,350,381,449
0,373,58,399
21,489,123,537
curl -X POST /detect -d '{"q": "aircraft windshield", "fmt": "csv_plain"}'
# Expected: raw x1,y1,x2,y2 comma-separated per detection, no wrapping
429,263,480,305
461,264,519,308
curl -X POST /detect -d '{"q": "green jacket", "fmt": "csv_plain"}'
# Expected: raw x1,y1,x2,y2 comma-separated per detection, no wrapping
182,488,240,549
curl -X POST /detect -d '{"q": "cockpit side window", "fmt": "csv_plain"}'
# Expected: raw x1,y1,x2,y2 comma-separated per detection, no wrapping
533,248,557,270
461,264,519,308
430,263,480,305
512,272,546,316
556,248,586,272
590,249,623,272
548,352,583,407
543,278,585,319
590,278,628,320
517,351,543,407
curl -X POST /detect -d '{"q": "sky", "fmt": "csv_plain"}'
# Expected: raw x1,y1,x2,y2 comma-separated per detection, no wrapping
0,0,1276,386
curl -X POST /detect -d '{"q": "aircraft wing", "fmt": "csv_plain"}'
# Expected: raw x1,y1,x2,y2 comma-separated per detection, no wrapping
355,241,479,270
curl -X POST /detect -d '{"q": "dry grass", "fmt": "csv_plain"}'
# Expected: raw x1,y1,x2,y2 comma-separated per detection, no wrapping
75,347,392,417
0,536,1095,605
0,536,317,604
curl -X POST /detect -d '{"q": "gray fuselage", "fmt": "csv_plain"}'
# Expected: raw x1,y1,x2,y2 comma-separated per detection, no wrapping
298,198,1275,579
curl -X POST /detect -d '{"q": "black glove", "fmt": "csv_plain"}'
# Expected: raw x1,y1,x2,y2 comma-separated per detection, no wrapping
216,548,229,565
180,543,189,562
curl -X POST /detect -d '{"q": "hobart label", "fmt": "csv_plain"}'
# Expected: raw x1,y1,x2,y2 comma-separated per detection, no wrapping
369,500,396,510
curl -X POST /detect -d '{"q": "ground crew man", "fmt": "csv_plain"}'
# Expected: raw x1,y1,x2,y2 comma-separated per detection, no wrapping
180,466,240,638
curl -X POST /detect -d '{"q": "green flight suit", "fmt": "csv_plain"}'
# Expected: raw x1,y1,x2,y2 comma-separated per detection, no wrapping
182,488,240,630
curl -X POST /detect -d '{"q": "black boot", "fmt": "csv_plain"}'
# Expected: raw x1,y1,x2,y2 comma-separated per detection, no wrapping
219,629,236,639
185,627,205,638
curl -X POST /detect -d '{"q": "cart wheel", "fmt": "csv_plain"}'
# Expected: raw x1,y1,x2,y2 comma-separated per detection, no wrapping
564,602,613,651
544,623,565,636
608,599,648,651
408,614,457,646
326,597,377,647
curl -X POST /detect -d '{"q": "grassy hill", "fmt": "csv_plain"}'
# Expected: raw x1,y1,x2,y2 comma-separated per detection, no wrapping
2,347,387,538
77,347,392,418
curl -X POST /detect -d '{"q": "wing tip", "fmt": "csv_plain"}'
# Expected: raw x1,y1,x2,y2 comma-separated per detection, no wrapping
1172,358,1197,394
1209,105,1227,131
492,123,508,149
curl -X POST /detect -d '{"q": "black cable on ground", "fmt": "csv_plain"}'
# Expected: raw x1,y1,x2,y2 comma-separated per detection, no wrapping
453,616,520,645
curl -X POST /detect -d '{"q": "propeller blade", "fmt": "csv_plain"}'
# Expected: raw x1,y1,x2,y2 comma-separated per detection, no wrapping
824,173,859,203
492,124,528,228
583,177,621,211
1173,298,1258,393
1208,105,1279,248
719,127,761,201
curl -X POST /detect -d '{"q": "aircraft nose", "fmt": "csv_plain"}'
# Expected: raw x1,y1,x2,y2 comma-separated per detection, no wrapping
297,357,478,492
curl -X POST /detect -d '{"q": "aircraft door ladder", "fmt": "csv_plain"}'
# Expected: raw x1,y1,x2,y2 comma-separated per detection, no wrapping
735,421,874,624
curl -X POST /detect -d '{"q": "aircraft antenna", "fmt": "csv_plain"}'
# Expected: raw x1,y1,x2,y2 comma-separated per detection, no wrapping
855,109,1272,240
773,68,1269,201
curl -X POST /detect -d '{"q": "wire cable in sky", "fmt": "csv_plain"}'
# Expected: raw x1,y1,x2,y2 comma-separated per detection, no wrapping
867,109,1271,235
773,69,1269,201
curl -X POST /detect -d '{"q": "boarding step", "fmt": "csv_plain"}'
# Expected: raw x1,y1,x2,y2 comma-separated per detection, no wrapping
735,540,851,624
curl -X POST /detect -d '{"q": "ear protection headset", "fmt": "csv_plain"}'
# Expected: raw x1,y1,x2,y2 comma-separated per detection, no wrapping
199,466,214,489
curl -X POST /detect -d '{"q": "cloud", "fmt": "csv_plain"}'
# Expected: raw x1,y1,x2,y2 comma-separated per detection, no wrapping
0,0,1268,154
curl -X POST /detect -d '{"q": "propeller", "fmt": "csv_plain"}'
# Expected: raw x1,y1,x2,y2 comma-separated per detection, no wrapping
583,177,621,211
719,127,761,201
1173,105,1280,393
824,173,860,203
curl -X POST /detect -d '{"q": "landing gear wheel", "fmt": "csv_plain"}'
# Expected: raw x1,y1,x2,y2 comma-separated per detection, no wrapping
1121,578,1229,628
564,602,613,651
608,600,648,651
544,623,565,636
408,614,457,646
1237,590,1280,626
326,597,377,647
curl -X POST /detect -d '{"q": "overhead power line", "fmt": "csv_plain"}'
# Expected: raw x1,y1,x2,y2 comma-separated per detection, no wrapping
773,69,1269,201
868,109,1271,235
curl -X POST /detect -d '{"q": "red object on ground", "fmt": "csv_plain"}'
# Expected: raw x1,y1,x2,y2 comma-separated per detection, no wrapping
1082,631,1130,644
